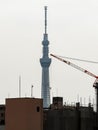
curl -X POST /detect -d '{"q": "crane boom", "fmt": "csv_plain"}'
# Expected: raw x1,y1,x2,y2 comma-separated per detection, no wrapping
50,53,98,112
50,54,98,79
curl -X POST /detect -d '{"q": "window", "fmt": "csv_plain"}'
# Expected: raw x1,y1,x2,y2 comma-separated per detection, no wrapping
36,106,40,112
1,113,4,117
0,120,5,125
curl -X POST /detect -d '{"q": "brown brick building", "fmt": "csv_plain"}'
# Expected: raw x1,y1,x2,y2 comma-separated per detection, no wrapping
5,98,43,130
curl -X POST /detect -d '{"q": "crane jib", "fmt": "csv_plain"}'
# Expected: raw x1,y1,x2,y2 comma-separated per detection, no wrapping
50,53,98,79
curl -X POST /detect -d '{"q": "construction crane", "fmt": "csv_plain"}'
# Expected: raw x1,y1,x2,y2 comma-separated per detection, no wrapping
50,53,98,112
57,55,98,64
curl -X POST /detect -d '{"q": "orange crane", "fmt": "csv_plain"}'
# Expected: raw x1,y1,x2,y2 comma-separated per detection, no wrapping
50,53,98,112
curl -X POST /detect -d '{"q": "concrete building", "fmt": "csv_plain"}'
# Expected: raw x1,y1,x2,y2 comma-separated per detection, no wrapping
43,97,98,130
0,105,5,130
5,98,43,130
0,105,5,125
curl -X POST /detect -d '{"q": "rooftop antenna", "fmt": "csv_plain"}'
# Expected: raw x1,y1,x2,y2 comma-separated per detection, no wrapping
45,6,47,34
8,93,10,98
31,85,34,97
89,96,91,104
80,97,82,106
84,97,86,106
19,75,21,98
56,88,58,97
25,93,27,97
77,94,79,102
93,98,95,108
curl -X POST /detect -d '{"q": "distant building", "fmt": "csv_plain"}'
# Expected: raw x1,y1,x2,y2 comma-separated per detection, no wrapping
43,97,98,130
5,98,43,130
0,97,98,130
0,105,5,125
0,105,5,130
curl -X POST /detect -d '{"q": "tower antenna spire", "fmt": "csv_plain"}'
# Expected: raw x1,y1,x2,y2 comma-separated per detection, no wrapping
45,6,47,34
40,6,51,108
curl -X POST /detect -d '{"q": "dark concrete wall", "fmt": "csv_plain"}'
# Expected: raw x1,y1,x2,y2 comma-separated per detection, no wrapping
0,105,5,126
44,107,95,130
0,126,5,130
80,107,94,130
44,109,79,130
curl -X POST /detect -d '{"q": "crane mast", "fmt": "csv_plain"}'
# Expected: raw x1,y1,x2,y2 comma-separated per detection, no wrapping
50,53,98,112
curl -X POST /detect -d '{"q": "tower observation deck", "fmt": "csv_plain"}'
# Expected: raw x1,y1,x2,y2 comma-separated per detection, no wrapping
40,6,51,108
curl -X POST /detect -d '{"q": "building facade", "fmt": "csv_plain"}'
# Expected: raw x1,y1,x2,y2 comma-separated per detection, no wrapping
43,97,98,130
5,98,43,130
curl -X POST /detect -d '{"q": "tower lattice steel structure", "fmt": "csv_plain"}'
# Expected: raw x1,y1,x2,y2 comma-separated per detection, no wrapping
40,6,51,108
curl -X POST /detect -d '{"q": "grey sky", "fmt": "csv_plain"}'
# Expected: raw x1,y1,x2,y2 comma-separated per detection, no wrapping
0,0,98,106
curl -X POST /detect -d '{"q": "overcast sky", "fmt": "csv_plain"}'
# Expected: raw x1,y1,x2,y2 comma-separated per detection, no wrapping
0,0,98,107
